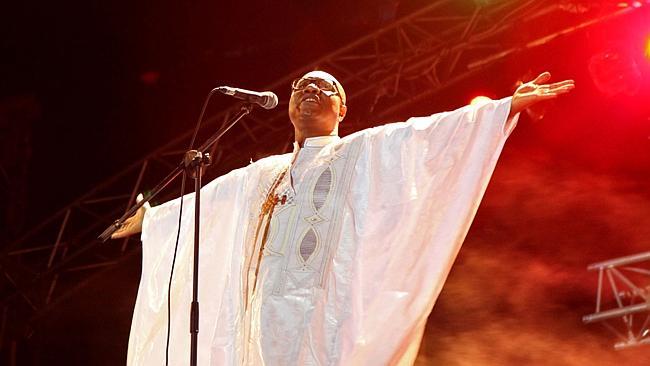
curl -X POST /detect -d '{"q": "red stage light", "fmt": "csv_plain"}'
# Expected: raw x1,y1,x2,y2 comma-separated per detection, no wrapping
619,2,646,8
470,96,492,106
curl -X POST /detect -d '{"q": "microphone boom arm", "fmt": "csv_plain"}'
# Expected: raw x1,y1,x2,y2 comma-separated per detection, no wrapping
98,102,255,242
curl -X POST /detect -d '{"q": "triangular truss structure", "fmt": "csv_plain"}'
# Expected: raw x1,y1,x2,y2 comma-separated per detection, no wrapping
0,0,643,351
583,252,650,349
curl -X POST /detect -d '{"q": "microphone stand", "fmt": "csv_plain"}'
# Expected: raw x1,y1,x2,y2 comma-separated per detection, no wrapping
99,102,255,366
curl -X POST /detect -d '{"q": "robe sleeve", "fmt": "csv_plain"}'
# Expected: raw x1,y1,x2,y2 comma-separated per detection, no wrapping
127,166,252,366
339,97,519,364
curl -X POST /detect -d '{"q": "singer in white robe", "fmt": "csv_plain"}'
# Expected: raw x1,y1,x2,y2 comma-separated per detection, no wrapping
120,71,574,365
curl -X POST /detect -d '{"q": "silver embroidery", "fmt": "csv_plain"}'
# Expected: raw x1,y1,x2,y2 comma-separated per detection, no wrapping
312,167,332,212
299,228,318,263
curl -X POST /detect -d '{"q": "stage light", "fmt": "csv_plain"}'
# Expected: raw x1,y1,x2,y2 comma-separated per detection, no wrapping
470,96,492,106
619,1,646,7
645,37,650,60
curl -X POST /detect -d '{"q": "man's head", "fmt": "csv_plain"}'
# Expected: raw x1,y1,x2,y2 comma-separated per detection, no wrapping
288,71,347,144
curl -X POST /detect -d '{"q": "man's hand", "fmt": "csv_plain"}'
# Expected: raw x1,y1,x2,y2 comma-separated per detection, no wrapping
111,194,150,239
510,72,575,118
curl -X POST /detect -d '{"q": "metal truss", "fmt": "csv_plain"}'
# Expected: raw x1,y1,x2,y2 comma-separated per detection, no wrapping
1,0,644,350
583,252,650,350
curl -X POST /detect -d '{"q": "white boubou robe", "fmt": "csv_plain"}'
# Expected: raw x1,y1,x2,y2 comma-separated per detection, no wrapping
127,98,519,365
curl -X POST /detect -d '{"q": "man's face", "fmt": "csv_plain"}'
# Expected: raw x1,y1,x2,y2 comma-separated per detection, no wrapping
288,71,347,136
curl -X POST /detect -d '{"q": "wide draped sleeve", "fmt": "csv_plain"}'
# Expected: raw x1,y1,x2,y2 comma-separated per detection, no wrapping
128,165,253,366
338,97,519,364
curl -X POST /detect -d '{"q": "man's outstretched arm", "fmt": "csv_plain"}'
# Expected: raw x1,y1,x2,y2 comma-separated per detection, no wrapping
509,71,575,118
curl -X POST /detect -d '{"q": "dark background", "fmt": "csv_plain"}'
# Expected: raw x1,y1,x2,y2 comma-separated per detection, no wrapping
2,0,650,364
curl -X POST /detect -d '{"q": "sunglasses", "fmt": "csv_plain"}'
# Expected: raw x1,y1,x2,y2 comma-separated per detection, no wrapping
291,77,345,103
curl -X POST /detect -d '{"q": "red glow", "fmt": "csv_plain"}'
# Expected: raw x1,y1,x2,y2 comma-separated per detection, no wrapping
470,96,492,106
588,50,642,96
140,71,160,85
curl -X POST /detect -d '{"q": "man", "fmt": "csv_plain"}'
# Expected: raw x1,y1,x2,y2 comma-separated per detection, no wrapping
113,70,574,365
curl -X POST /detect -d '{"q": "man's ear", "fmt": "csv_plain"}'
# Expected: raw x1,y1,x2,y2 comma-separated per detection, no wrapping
339,105,348,122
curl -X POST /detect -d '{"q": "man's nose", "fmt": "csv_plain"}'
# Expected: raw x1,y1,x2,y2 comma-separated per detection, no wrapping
304,83,320,93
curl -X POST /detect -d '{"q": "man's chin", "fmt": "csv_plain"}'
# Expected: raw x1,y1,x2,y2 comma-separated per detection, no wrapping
299,106,321,118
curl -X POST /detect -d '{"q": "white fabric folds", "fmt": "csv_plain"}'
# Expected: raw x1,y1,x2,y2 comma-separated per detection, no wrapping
128,98,518,365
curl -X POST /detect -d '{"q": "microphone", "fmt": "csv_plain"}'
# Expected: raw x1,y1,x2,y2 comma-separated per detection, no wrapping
217,86,278,109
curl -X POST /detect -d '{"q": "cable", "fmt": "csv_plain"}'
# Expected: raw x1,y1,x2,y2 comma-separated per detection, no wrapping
188,88,220,150
165,171,187,366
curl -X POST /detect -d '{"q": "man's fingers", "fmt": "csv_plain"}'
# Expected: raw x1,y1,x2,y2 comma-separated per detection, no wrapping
111,228,127,239
511,74,573,114
550,85,575,93
537,85,573,99
537,84,574,97
532,71,551,84
109,195,148,240
547,81,575,90
111,222,137,239
549,79,574,87
110,216,137,239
